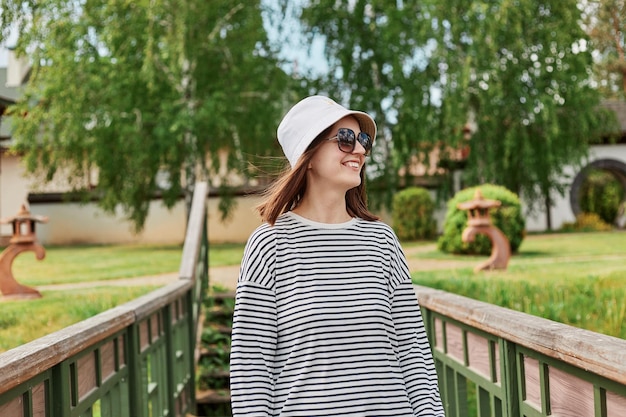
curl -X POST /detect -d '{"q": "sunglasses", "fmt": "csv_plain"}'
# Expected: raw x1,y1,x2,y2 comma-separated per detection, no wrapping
327,128,373,156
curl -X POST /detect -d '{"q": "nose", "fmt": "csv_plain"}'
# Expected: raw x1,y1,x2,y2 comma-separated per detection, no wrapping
353,140,367,155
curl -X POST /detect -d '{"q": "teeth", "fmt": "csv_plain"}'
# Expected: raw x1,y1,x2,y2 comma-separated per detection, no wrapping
345,161,359,168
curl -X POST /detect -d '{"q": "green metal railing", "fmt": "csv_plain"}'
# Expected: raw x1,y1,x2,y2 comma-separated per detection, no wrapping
417,285,626,417
0,182,209,417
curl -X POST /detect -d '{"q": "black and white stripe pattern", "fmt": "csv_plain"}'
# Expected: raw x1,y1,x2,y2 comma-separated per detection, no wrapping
230,212,444,416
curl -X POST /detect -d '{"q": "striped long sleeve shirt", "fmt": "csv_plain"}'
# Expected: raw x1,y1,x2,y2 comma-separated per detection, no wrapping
230,212,444,416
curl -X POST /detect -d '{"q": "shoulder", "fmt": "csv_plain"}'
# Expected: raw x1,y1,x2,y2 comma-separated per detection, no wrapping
240,223,278,286
244,213,300,255
245,222,278,254
357,219,407,268
356,219,400,243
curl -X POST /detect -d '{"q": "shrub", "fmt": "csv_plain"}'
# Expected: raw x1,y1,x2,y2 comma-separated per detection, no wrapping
580,169,624,225
392,187,437,241
560,212,613,232
437,184,525,255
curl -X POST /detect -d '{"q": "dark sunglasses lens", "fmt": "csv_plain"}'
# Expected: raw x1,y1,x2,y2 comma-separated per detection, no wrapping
358,133,372,154
337,128,356,152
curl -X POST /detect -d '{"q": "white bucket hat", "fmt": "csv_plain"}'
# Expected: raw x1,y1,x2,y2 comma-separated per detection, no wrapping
277,95,377,168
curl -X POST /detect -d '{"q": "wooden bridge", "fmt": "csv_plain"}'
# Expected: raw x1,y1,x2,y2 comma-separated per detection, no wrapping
1,181,625,416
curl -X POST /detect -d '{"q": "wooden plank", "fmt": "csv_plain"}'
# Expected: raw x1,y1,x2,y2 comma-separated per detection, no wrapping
467,331,492,381
77,351,97,402
0,307,135,394
127,280,192,321
415,285,626,385
445,322,465,364
196,389,231,405
549,365,594,417
0,396,24,417
32,382,45,417
101,340,116,383
522,355,542,412
434,317,444,352
179,182,208,281
607,390,626,416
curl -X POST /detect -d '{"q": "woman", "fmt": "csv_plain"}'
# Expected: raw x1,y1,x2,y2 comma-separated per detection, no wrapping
230,95,444,416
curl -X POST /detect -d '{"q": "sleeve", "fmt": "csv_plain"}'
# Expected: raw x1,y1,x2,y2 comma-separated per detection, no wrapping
389,235,445,417
229,226,278,416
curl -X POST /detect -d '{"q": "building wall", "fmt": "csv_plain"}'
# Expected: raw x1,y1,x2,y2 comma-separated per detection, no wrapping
0,153,30,237
24,195,263,246
26,195,263,246
29,200,186,245
207,195,263,243
524,143,626,231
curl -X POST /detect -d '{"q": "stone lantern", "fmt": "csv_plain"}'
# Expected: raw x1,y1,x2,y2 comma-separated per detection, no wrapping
0,204,48,299
457,189,511,272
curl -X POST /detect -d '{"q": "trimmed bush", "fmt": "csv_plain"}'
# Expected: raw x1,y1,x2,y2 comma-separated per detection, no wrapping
392,187,437,241
437,184,525,255
560,212,613,232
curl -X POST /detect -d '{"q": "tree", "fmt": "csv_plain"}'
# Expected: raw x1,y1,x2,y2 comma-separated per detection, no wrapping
290,1,448,208
429,1,610,228
582,0,626,97
0,0,294,231
286,1,609,227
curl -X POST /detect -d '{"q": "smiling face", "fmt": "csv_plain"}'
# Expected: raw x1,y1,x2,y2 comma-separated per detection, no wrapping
307,116,367,194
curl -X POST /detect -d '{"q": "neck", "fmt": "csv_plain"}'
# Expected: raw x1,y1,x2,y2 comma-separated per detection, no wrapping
292,193,352,224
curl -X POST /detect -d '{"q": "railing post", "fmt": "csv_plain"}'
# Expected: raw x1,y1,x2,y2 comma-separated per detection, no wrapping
126,324,144,417
50,363,71,417
182,182,208,415
164,305,176,416
185,289,198,416
501,340,520,417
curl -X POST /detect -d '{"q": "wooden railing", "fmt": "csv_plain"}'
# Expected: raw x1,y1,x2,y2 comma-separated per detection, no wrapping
416,285,626,417
0,182,209,417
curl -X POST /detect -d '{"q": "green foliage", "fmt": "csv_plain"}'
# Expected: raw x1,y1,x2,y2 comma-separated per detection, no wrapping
392,187,437,241
437,184,525,255
560,212,614,232
289,1,608,214
0,312,18,329
0,0,297,231
580,169,625,224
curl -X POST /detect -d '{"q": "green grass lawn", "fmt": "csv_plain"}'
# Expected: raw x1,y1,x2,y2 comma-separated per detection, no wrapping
409,231,626,339
1,231,624,354
13,243,183,286
208,242,246,267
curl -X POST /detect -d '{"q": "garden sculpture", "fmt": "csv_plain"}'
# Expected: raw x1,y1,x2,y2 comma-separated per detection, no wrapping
457,189,510,272
0,204,48,299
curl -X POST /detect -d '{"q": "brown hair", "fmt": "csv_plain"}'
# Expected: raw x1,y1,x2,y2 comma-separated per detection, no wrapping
257,126,379,225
